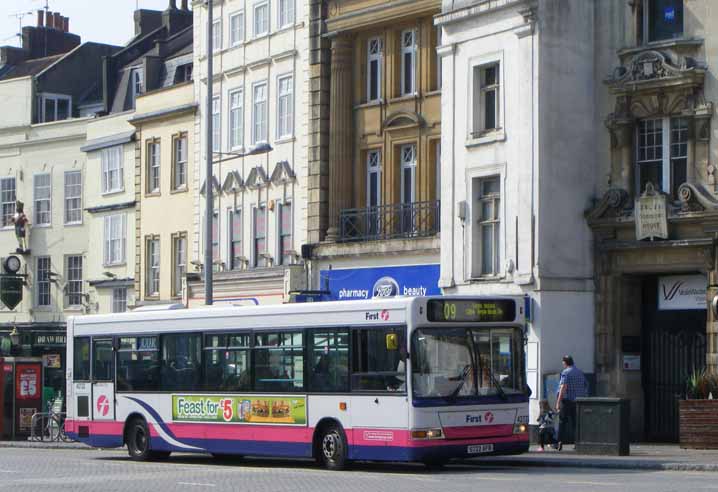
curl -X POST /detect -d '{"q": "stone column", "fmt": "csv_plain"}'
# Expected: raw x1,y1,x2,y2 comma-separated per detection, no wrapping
325,35,354,241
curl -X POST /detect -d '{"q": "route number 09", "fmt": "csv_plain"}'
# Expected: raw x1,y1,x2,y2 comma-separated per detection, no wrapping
443,302,457,321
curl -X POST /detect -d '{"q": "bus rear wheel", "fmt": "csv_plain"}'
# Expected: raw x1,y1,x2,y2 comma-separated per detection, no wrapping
318,424,348,471
127,418,152,461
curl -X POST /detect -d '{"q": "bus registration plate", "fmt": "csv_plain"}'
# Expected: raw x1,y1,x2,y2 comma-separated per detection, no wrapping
467,444,494,454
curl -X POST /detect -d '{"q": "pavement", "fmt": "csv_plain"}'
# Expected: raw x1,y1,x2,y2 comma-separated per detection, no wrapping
1,447,717,492
0,440,717,473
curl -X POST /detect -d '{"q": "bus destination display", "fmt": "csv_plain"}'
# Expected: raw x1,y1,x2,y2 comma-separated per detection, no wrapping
427,299,517,323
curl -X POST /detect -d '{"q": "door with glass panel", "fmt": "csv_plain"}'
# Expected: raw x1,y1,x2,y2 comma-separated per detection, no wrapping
400,144,416,235
366,150,381,237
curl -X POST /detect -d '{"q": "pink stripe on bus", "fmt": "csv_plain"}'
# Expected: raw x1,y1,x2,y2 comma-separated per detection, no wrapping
442,424,514,439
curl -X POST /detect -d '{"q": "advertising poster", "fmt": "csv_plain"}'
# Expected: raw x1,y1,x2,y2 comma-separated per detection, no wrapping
19,408,36,431
16,364,41,400
172,395,307,426
43,354,61,369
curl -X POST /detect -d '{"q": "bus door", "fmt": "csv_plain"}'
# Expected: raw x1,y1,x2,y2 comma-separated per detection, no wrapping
91,339,115,421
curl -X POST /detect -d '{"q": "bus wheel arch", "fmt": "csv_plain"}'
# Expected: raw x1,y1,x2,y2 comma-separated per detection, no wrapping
313,418,349,470
123,413,146,446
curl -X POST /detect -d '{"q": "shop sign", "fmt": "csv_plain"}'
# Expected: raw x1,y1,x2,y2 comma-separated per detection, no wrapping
635,184,668,241
0,275,23,310
34,334,66,346
43,354,61,369
320,264,441,301
172,395,307,426
658,275,706,311
16,364,40,400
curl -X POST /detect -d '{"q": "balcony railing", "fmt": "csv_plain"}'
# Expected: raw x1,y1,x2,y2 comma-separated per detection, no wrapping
339,200,440,243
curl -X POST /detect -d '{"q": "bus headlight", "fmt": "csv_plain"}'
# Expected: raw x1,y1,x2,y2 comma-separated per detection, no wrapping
513,424,528,434
411,428,443,440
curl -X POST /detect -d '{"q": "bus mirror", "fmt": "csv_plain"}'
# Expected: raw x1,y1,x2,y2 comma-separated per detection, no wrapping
112,337,120,351
386,333,398,351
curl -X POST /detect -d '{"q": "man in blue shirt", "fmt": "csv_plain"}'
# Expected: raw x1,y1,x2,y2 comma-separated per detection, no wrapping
555,355,588,450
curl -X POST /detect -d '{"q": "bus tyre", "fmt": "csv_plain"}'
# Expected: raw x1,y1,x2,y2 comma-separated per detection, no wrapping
127,418,151,461
319,425,348,471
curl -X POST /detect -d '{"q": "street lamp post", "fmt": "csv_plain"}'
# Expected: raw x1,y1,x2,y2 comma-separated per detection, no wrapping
203,0,272,305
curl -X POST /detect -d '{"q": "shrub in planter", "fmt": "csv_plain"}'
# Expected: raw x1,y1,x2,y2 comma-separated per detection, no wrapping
680,370,718,449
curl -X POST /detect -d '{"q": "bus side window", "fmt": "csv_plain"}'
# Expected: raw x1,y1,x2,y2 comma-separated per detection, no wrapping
254,332,304,392
73,337,90,381
351,327,406,392
309,329,349,392
161,333,202,391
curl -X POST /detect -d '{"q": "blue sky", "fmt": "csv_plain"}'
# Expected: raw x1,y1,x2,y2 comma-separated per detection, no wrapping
1,0,184,49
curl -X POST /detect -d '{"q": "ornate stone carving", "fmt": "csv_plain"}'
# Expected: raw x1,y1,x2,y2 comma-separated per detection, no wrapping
678,182,718,212
607,50,705,88
586,188,631,222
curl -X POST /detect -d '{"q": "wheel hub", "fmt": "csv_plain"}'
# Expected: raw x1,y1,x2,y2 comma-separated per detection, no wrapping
322,433,337,459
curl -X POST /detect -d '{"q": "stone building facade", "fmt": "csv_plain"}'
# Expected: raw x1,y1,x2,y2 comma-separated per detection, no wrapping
587,0,717,442
189,0,309,306
309,0,443,300
436,0,597,424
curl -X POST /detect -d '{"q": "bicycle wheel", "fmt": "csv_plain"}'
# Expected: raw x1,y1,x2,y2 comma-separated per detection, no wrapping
48,416,62,441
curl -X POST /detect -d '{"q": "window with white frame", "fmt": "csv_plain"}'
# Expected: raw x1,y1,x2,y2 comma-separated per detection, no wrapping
147,140,161,193
367,37,383,103
38,93,71,123
101,146,123,194
254,1,269,37
644,0,683,42
472,63,500,135
131,68,143,107
277,75,293,139
400,144,416,206
229,89,244,149
278,202,292,265
400,29,417,96
212,96,221,152
34,173,51,225
211,210,220,264
146,236,160,297
36,256,51,307
173,133,188,190
103,214,126,266
367,150,381,208
65,255,83,307
636,117,688,198
112,287,128,313
230,11,245,46
252,81,268,144
172,233,187,298
212,19,222,51
253,205,267,267
64,171,82,224
278,0,294,28
474,176,500,277
229,208,243,270
1,177,16,227
435,27,442,90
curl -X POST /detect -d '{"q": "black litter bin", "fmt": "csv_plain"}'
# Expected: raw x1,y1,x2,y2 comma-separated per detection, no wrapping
575,397,630,456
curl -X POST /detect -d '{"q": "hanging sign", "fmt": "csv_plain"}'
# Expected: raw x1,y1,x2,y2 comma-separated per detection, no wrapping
658,275,706,311
635,183,668,241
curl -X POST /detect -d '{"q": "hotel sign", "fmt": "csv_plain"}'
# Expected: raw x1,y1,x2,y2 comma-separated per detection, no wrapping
635,184,668,241
658,275,706,311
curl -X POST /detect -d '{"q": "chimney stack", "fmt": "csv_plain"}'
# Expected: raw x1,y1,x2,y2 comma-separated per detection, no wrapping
181,0,189,10
169,0,177,9
46,11,54,29
53,13,63,31
63,17,69,33
37,10,44,28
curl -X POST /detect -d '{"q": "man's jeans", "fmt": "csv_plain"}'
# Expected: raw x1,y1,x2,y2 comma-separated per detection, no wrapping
558,399,576,444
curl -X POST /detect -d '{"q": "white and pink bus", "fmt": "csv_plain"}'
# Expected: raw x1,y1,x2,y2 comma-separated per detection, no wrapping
66,296,529,469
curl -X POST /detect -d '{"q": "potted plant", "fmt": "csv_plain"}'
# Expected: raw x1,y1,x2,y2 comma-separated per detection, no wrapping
680,370,718,449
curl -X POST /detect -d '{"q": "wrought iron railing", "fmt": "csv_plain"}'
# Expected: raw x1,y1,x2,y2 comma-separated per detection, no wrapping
339,200,440,242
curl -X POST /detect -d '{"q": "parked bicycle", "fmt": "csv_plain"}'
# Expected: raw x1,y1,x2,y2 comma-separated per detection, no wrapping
30,396,69,442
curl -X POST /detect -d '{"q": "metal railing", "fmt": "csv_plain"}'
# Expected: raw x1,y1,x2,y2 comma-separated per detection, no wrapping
30,403,70,442
339,200,440,242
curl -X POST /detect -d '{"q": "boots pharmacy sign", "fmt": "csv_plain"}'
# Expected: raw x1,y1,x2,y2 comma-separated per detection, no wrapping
658,275,706,310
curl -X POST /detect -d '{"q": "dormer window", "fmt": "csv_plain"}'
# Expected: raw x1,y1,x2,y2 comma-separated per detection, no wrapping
131,68,144,106
643,0,683,43
37,93,71,123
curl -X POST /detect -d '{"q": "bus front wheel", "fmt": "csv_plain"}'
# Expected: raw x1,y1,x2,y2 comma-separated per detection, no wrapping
127,418,151,461
318,424,348,471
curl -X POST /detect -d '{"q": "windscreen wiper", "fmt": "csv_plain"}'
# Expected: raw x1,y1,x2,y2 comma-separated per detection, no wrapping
490,370,508,401
446,365,471,403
